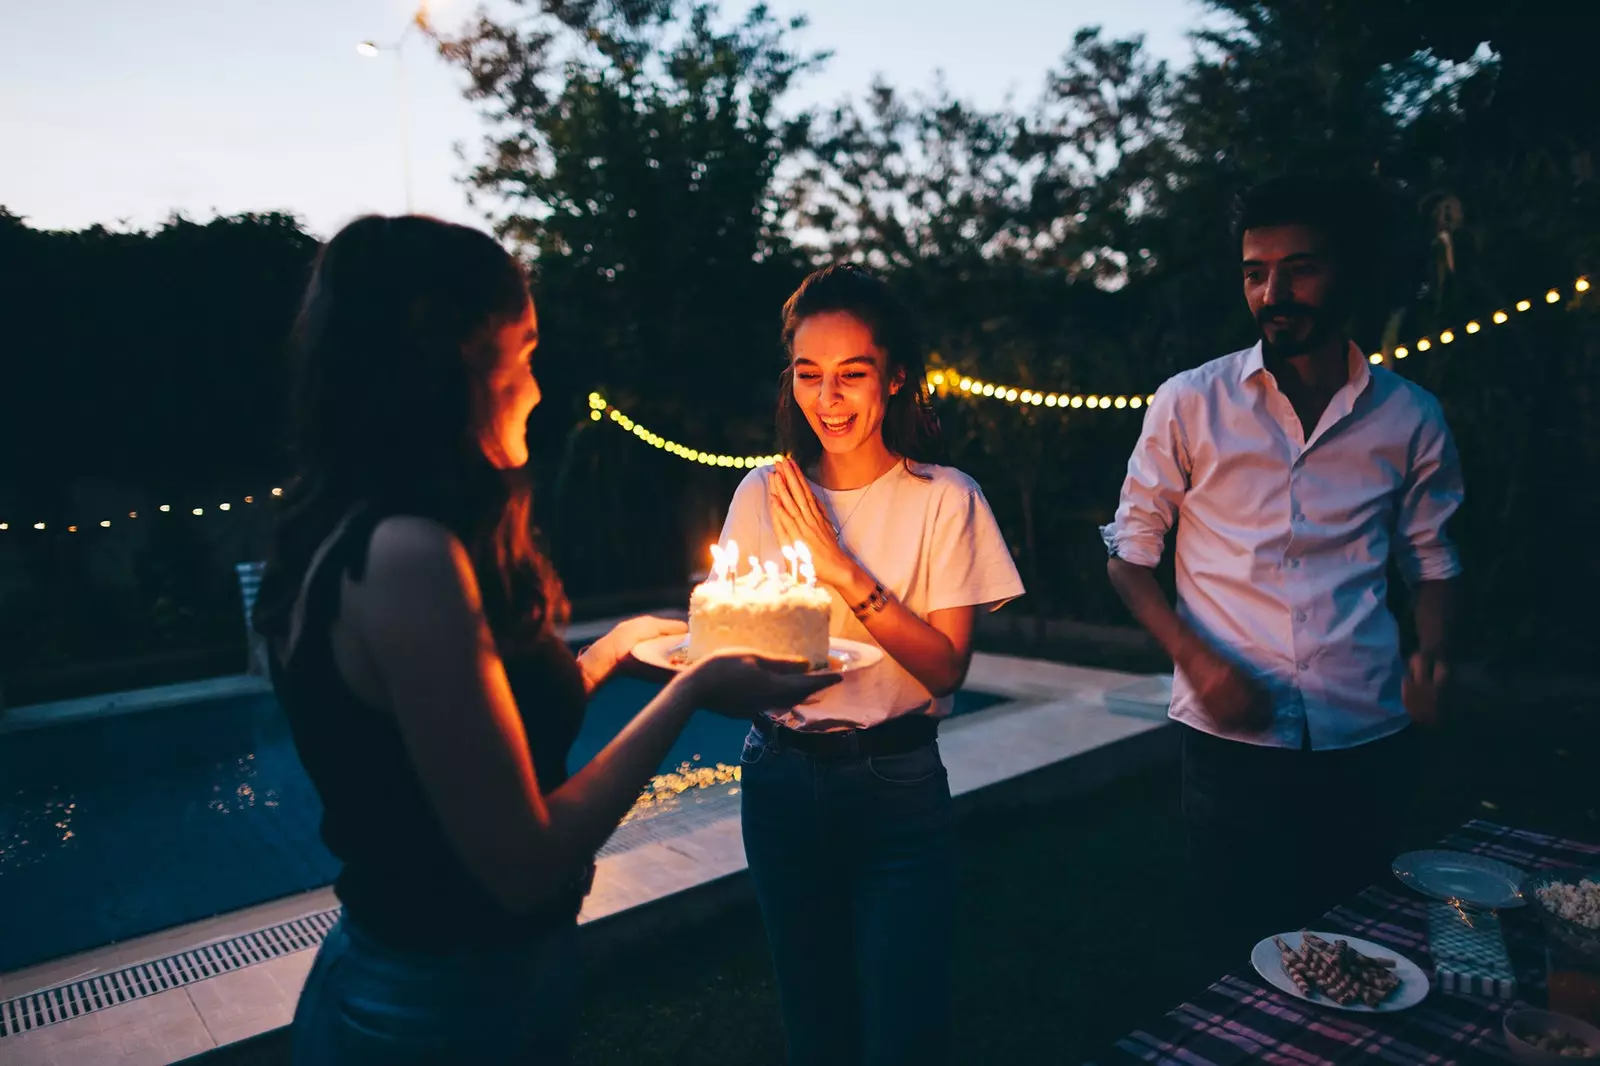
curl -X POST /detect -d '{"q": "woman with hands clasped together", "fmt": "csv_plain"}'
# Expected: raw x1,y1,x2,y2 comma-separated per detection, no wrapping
253,216,836,1066
718,264,1025,1066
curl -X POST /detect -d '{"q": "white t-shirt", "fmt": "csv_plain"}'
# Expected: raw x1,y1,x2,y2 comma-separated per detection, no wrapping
717,461,1025,730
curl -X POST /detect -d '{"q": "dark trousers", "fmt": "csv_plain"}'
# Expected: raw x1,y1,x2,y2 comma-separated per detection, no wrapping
1180,723,1420,991
739,724,956,1066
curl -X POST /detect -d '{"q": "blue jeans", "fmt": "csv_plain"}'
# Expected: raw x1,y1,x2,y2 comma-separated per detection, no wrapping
739,723,956,1066
291,915,579,1065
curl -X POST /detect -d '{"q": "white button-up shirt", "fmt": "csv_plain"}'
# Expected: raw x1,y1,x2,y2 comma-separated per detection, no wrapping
1101,342,1464,750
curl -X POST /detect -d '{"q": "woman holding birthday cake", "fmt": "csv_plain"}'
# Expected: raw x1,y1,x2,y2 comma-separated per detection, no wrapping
253,216,838,1065
718,263,1025,1065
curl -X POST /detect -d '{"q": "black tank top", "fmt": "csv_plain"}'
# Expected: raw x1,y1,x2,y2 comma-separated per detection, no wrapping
270,509,591,952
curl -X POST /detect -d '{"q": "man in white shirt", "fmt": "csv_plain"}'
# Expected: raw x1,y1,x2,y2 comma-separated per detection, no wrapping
1102,175,1464,983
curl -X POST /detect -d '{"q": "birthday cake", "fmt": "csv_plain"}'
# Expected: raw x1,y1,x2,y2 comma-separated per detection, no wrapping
686,541,833,669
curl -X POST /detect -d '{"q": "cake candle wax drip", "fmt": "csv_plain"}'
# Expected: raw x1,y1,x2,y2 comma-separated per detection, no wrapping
687,540,832,669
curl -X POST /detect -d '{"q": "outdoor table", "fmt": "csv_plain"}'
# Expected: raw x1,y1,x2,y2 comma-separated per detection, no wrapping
1092,820,1600,1064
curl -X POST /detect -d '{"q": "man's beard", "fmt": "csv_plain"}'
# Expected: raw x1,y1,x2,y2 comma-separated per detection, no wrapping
1257,302,1340,360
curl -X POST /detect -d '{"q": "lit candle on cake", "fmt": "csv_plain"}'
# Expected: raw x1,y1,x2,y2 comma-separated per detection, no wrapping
685,539,833,668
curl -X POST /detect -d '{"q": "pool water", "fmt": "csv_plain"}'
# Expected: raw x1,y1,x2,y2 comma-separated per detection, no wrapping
0,677,1006,974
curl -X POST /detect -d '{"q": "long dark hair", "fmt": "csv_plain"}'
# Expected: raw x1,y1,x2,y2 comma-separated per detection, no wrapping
776,263,945,470
255,215,567,659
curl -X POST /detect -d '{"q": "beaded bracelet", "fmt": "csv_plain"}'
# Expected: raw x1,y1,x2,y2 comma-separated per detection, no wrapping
851,582,890,620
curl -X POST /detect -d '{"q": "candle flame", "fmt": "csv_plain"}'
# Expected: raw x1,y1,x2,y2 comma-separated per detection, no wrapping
703,539,819,589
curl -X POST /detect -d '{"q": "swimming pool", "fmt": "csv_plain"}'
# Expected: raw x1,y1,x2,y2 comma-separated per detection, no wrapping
0,671,1006,973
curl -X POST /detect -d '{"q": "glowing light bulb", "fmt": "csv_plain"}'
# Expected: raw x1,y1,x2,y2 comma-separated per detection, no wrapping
160,505,171,512
1465,321,1480,333
1493,311,1509,324
1070,396,1083,408
34,522,45,530
1369,353,1383,364
1440,330,1455,344
1577,277,1591,293
220,503,232,511
1545,289,1560,304
193,508,204,516
1415,338,1430,351
100,520,111,528
959,378,972,391
271,487,284,496
1115,396,1128,408
1516,299,1531,312
1130,397,1143,409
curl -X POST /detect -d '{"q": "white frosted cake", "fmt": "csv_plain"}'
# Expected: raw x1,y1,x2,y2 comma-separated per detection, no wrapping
686,542,833,668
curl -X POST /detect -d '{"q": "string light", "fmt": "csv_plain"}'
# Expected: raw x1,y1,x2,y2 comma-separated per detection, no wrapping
934,274,1588,384
588,392,780,469
3,490,279,534
3,275,1587,519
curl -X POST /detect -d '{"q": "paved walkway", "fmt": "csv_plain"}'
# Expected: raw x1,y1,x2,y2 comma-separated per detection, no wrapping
0,644,1173,1065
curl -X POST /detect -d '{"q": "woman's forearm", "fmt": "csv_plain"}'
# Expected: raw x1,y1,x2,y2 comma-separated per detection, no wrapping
540,674,697,868
837,567,968,696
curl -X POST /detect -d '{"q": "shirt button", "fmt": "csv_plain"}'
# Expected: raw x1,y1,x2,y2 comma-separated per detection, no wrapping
1297,661,1309,671
1288,559,1301,569
1294,611,1307,622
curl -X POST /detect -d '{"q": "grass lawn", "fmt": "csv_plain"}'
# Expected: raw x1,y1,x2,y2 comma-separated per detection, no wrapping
185,670,1599,1065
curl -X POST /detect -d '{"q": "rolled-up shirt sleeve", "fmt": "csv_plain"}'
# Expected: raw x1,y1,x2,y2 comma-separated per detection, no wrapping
1394,404,1464,585
1100,380,1190,569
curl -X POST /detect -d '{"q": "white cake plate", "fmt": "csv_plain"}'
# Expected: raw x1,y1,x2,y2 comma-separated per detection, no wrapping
630,635,883,676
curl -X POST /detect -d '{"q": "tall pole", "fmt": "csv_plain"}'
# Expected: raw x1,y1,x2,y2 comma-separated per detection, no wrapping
395,36,414,213
358,6,429,214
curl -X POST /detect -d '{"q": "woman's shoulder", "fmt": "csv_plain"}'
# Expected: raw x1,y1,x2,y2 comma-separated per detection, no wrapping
901,461,983,499
736,465,777,491
361,515,479,602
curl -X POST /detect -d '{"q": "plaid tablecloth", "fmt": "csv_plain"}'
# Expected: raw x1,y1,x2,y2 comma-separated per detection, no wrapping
1092,820,1600,1065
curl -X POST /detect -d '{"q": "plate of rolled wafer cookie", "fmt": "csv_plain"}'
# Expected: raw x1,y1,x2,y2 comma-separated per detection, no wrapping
1251,930,1430,1012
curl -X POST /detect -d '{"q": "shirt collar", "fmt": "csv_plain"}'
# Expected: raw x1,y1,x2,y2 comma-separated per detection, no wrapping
1240,340,1372,395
